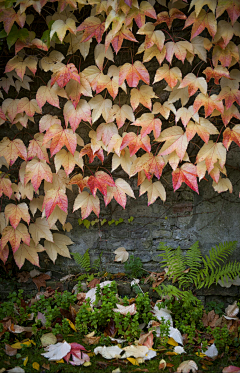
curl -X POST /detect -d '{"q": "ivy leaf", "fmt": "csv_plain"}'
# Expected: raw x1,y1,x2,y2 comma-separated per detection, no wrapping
157,127,188,161
111,104,135,129
0,137,27,166
24,159,52,192
154,64,182,89
155,8,187,29
42,189,68,219
87,171,115,197
193,93,224,117
196,140,226,172
44,233,73,264
43,123,77,156
51,63,80,88
131,113,162,139
172,163,199,193
0,176,12,199
216,0,240,25
5,203,30,229
29,217,53,245
120,132,151,156
223,125,240,150
1,223,30,253
139,179,166,205
73,191,100,219
184,10,217,40
119,61,150,87
130,152,165,180
104,178,135,208
14,239,44,269
130,85,156,111
76,16,105,43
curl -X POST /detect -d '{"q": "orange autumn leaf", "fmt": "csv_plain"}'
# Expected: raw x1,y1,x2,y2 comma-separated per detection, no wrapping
43,123,77,156
63,100,92,132
24,159,52,192
154,64,182,89
223,125,240,150
172,163,199,193
0,176,12,199
184,9,217,40
157,126,188,161
1,223,30,253
196,140,226,173
79,144,104,164
130,152,165,180
119,61,150,87
193,93,224,117
139,179,166,205
216,0,240,25
203,66,231,84
155,8,187,29
120,132,151,156
87,171,115,197
104,178,135,208
0,137,27,166
131,113,162,139
77,16,105,43
42,189,68,219
14,240,44,269
51,63,80,88
5,203,30,229
73,191,100,219
130,85,156,111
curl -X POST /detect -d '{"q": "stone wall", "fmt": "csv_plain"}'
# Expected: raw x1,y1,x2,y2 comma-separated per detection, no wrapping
32,144,240,276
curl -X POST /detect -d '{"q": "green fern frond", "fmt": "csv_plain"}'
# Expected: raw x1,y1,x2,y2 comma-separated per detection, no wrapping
160,244,186,282
179,241,202,288
72,250,91,272
155,284,198,305
207,241,237,266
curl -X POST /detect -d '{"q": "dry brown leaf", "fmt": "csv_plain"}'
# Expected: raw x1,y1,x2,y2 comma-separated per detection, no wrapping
88,278,101,289
32,273,51,291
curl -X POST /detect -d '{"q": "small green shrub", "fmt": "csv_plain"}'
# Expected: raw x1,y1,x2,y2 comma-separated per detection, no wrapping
124,255,144,278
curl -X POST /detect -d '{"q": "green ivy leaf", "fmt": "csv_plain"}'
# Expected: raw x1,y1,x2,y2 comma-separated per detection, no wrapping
108,219,115,226
78,219,83,225
19,28,29,41
4,0,15,8
41,30,50,49
83,219,91,229
128,216,134,223
101,219,107,226
0,29,7,38
7,24,18,49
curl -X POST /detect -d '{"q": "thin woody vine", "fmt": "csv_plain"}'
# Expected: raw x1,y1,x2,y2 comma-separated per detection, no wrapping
0,0,240,269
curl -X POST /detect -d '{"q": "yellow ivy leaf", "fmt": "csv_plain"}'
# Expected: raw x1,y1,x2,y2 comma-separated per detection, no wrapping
23,357,28,366
56,359,65,363
168,338,178,346
66,318,77,332
127,357,139,366
83,362,92,367
165,351,178,356
32,362,40,370
196,352,206,358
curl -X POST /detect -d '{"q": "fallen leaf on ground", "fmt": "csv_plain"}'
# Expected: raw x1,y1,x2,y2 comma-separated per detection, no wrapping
41,333,57,347
177,360,198,373
88,278,101,288
85,281,112,304
222,366,240,373
152,306,173,325
4,344,17,356
8,368,25,373
32,273,51,291
203,343,218,358
41,341,71,361
225,301,239,318
112,368,121,373
32,362,39,370
94,345,122,359
174,346,186,354
42,364,50,370
159,359,166,370
121,345,149,359
17,271,30,282
82,332,101,345
114,247,129,263
113,303,137,316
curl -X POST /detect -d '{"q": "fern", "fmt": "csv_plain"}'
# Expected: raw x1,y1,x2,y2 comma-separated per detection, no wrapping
92,252,102,271
179,241,202,288
160,243,185,282
155,284,198,305
71,249,91,272
159,240,239,289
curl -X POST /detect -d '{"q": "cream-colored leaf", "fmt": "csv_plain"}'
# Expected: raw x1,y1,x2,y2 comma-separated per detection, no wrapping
114,247,129,263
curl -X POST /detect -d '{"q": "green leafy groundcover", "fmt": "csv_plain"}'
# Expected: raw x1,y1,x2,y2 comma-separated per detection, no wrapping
0,280,240,373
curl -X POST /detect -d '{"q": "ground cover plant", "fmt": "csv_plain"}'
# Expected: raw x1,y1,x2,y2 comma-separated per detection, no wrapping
0,241,240,373
0,0,240,270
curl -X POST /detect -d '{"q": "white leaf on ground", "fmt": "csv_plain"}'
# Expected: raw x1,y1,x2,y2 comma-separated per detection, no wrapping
131,279,140,286
169,327,183,345
110,337,127,343
113,303,136,315
222,366,240,373
41,342,71,361
144,349,157,360
114,247,129,263
94,345,122,359
85,281,112,304
225,301,239,318
121,345,148,358
8,368,25,373
177,360,198,373
152,306,173,326
174,346,186,354
112,368,121,373
203,343,218,358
